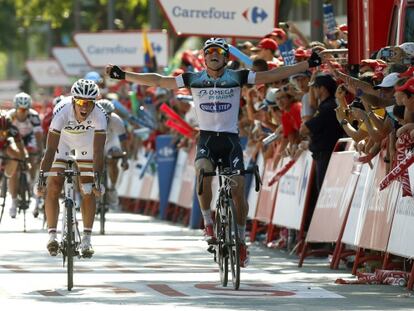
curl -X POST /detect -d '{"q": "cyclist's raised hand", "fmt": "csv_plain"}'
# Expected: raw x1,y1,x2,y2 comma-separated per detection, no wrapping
106,64,125,80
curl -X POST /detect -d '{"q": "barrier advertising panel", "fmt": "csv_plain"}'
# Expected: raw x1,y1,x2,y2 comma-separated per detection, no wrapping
272,151,313,230
247,152,264,219
357,157,400,251
177,145,197,209
254,157,281,223
158,0,277,38
168,149,189,205
306,151,358,242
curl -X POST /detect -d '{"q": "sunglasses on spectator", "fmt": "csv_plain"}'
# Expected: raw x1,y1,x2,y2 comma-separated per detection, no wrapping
74,98,95,106
204,47,227,56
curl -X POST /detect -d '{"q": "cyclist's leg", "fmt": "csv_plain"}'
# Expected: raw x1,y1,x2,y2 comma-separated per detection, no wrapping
107,147,122,206
44,162,65,255
77,157,96,256
6,143,23,218
195,134,217,242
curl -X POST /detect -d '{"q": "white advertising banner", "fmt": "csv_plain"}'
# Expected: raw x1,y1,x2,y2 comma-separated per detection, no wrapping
387,164,414,258
74,31,169,67
341,156,379,246
52,47,93,76
168,149,188,205
247,152,264,219
26,60,72,87
158,0,276,38
0,80,21,102
387,194,414,258
271,151,313,230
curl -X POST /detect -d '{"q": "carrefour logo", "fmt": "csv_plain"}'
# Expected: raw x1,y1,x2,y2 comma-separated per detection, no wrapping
242,7,268,24
159,146,174,158
200,103,232,113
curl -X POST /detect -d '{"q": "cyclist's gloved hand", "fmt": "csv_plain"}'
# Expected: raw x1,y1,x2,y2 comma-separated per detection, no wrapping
107,65,126,80
35,171,46,196
307,51,322,68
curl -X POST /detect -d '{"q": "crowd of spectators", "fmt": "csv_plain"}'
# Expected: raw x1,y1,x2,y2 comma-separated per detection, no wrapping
32,21,414,250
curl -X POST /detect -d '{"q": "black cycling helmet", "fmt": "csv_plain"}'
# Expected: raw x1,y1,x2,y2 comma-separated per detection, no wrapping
203,38,229,54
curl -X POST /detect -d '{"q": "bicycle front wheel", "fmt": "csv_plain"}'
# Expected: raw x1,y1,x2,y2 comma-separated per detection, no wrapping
0,175,7,224
227,200,240,290
215,206,228,287
66,199,74,291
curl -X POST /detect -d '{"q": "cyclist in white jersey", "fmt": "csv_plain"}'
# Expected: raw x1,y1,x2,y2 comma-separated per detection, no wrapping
105,38,321,267
96,99,129,208
38,79,107,258
8,92,43,217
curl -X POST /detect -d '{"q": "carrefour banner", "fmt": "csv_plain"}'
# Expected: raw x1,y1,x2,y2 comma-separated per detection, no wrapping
158,0,277,38
156,135,178,219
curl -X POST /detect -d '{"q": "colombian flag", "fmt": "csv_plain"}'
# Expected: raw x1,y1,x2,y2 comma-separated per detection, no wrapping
142,30,157,73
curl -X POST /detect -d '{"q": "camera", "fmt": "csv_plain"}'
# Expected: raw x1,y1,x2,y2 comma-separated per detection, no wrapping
278,22,289,30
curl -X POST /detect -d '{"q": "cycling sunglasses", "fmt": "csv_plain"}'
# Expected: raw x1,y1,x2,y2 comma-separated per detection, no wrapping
17,107,28,113
204,47,227,56
74,98,95,106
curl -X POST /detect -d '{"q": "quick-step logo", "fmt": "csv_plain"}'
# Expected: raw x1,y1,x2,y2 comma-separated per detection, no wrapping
200,103,232,113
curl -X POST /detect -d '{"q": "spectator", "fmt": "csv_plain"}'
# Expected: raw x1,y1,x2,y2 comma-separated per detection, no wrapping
299,74,344,191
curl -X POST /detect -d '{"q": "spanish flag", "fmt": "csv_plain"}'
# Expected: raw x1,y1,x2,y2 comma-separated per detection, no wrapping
142,30,157,73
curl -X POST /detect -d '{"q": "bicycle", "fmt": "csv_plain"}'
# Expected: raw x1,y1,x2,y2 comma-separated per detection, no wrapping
39,157,95,291
97,152,127,235
16,159,32,232
198,161,261,290
0,156,31,231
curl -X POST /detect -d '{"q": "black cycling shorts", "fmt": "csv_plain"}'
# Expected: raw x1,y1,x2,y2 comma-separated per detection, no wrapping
196,130,244,171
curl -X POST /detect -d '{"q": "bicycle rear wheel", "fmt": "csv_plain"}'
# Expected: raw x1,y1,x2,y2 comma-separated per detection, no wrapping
227,200,240,290
66,199,74,291
215,206,228,287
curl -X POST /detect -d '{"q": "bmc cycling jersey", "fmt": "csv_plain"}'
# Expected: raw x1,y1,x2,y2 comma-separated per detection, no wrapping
175,69,256,133
50,97,107,167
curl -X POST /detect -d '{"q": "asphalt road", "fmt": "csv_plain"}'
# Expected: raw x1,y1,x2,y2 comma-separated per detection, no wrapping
0,208,413,311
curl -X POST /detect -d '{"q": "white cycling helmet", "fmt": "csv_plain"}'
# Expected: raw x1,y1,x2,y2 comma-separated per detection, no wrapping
203,38,229,53
399,42,414,57
13,92,32,109
71,79,100,99
96,99,115,114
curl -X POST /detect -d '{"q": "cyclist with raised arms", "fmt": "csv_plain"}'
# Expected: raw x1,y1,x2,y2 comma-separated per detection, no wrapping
106,38,321,267
38,79,107,258
96,99,129,208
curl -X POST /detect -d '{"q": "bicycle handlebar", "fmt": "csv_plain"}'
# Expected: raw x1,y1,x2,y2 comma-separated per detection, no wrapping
197,165,262,195
40,171,95,178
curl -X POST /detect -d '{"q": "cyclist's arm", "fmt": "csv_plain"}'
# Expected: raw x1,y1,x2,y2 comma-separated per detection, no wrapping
125,72,178,89
254,61,309,85
40,131,60,172
34,131,44,154
93,131,106,175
